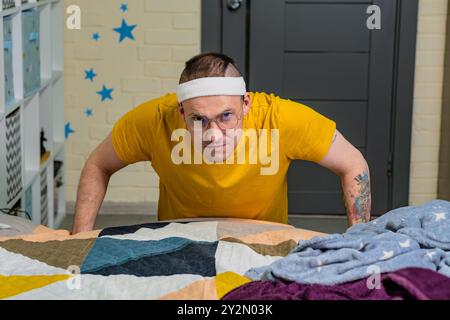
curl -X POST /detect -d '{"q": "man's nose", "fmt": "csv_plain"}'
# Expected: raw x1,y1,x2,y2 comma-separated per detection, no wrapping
204,121,225,143
207,119,220,130
207,121,222,142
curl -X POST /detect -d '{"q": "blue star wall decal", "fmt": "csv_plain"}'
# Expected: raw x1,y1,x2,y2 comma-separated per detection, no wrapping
84,108,93,117
113,18,137,43
120,3,128,13
65,122,75,140
84,68,97,82
96,85,114,102
92,32,101,41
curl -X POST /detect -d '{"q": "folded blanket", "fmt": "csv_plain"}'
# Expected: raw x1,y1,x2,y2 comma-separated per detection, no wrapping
223,268,450,300
246,200,450,285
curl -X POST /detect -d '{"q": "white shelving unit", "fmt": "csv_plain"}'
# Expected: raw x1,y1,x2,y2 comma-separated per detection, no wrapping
0,0,65,228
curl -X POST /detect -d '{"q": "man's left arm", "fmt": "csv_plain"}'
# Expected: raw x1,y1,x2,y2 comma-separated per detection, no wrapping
318,130,372,226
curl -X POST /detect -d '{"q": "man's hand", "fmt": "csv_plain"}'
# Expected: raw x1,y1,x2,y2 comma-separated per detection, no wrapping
71,133,127,234
318,130,371,226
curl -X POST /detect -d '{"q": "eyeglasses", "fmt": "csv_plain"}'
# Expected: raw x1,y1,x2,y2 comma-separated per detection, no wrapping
184,105,243,131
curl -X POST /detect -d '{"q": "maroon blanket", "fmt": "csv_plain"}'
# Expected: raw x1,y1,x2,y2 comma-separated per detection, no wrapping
222,268,450,300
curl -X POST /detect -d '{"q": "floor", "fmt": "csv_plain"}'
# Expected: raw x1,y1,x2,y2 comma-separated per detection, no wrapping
60,214,349,234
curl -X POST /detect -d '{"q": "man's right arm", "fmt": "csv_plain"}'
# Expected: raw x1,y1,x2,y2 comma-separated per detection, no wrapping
71,133,127,234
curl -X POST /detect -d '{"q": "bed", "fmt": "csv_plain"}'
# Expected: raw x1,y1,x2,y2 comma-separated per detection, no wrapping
0,217,324,300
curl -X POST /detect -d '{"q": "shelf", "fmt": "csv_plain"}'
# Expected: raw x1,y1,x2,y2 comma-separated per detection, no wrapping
0,7,19,18
51,69,63,83
20,3,38,11
40,76,52,91
4,98,29,117
0,1,56,17
40,152,51,170
5,97,30,118
1,0,65,227
3,69,64,119
39,144,65,173
5,188,22,209
3,143,65,210
54,140,64,156
24,168,39,190
26,0,57,10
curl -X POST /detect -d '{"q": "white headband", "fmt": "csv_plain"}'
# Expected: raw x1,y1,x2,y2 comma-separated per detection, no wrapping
176,77,247,102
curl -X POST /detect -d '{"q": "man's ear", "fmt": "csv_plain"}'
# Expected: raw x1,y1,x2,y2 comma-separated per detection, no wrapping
178,103,185,118
243,93,252,116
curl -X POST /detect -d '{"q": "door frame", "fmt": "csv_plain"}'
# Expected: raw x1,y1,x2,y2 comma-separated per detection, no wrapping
201,0,419,211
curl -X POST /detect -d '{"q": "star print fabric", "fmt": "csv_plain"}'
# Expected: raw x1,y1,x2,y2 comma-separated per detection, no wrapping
245,200,450,285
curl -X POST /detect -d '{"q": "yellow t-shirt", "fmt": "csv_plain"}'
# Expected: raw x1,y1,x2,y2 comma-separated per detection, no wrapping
112,92,336,224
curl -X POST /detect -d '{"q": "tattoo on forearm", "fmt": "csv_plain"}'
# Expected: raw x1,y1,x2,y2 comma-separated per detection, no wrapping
348,170,371,224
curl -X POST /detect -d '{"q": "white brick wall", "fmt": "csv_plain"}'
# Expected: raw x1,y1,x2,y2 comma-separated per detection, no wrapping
63,0,201,203
63,0,448,209
410,0,449,205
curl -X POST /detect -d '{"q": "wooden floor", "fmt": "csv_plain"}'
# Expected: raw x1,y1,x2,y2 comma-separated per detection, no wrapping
60,214,349,234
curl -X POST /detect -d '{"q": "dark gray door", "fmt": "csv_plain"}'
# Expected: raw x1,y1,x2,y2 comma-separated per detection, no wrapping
202,0,417,216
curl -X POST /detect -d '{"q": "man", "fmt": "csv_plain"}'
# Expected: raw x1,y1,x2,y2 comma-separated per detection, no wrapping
72,53,371,234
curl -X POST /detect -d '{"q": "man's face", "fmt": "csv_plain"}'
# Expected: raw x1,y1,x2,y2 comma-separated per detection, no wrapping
179,93,251,162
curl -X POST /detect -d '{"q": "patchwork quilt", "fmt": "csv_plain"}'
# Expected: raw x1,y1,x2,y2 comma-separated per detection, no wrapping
0,218,324,300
